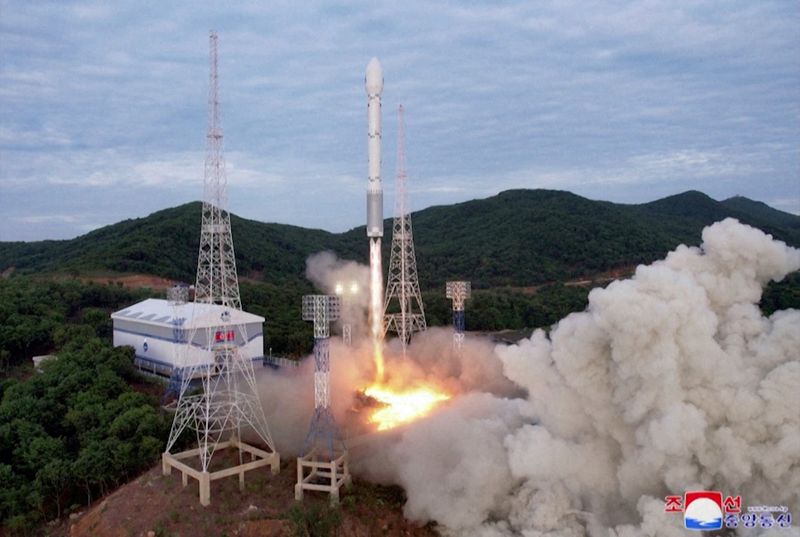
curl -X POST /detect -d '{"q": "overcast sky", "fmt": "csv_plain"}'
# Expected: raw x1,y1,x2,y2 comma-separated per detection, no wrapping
1,1,798,241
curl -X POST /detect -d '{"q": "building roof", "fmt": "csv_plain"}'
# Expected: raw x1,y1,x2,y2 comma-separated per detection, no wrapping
111,298,265,329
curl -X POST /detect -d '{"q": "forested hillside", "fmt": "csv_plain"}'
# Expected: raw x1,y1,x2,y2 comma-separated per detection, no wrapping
0,204,359,285
2,188,797,358
2,189,798,289
0,279,175,530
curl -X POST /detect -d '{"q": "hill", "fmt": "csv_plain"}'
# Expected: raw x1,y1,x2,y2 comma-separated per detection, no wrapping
721,195,800,231
633,190,800,246
0,203,361,285
2,189,798,289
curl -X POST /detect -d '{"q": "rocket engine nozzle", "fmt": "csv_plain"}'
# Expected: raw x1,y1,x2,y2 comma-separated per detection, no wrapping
367,190,383,237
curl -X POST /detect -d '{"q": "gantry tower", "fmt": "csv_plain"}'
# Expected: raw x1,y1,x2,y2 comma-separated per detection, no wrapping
383,105,426,352
162,32,278,506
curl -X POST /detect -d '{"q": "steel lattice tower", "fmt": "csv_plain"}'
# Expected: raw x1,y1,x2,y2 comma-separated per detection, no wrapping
163,32,278,505
300,295,343,457
296,295,351,504
195,32,241,311
383,105,426,352
446,281,471,350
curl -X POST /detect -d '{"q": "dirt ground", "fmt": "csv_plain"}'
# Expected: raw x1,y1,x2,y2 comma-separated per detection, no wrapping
508,264,635,295
45,451,436,537
79,274,176,291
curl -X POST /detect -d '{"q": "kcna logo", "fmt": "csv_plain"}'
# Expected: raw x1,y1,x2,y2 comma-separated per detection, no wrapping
665,491,792,530
665,491,739,530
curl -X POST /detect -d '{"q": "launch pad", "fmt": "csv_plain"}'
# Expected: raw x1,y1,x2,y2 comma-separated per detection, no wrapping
162,437,279,506
295,447,352,505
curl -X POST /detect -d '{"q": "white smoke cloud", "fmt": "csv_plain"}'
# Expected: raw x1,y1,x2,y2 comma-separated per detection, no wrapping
382,327,521,397
262,219,799,536
305,251,370,340
360,393,529,530
366,219,799,536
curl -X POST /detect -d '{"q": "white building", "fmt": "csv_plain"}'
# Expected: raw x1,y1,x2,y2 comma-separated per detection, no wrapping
111,298,265,380
32,354,56,372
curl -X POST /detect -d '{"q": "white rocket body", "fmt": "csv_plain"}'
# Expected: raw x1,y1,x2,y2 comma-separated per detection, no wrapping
365,58,383,238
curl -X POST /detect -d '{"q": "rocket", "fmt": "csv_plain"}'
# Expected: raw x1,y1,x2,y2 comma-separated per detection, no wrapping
365,58,386,358
365,58,383,238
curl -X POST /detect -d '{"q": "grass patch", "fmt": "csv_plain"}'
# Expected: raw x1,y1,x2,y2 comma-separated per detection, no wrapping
349,480,406,510
154,520,172,537
285,503,342,537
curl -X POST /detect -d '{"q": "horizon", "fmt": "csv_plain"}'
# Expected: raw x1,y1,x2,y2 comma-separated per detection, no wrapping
1,187,795,244
1,2,798,241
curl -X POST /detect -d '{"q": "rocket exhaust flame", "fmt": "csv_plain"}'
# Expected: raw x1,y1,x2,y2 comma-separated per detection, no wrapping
369,238,385,382
365,250,452,433
364,384,451,431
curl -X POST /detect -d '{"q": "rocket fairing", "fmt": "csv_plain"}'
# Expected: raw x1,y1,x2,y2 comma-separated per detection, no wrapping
365,58,384,238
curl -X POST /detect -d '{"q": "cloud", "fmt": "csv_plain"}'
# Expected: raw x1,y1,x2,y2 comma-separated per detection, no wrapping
430,146,774,196
0,125,71,148
4,212,106,240
0,0,797,240
12,214,82,224
0,148,287,189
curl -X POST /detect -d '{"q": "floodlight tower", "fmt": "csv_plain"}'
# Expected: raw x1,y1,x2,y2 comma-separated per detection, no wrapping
383,105,426,352
162,32,279,507
446,281,471,350
296,295,351,504
335,281,359,346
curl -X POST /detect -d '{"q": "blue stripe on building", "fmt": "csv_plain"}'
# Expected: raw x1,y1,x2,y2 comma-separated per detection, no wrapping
114,326,263,347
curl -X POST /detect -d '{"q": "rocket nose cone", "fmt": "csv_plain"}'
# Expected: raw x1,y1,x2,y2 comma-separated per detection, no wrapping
365,57,383,95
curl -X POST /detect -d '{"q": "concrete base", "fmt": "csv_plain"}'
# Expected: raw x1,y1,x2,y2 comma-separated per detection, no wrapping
162,438,280,506
294,448,351,506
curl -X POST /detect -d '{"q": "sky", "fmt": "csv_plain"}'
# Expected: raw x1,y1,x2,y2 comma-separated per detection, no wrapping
0,1,798,241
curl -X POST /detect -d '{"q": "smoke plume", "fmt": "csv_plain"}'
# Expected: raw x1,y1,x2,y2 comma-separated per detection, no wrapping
265,220,800,536
305,251,370,340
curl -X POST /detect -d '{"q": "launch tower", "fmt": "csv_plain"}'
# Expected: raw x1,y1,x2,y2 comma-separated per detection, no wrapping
383,105,426,352
162,32,279,506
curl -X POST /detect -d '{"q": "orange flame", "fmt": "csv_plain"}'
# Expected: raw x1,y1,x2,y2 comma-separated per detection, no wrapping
365,237,448,430
364,384,450,431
